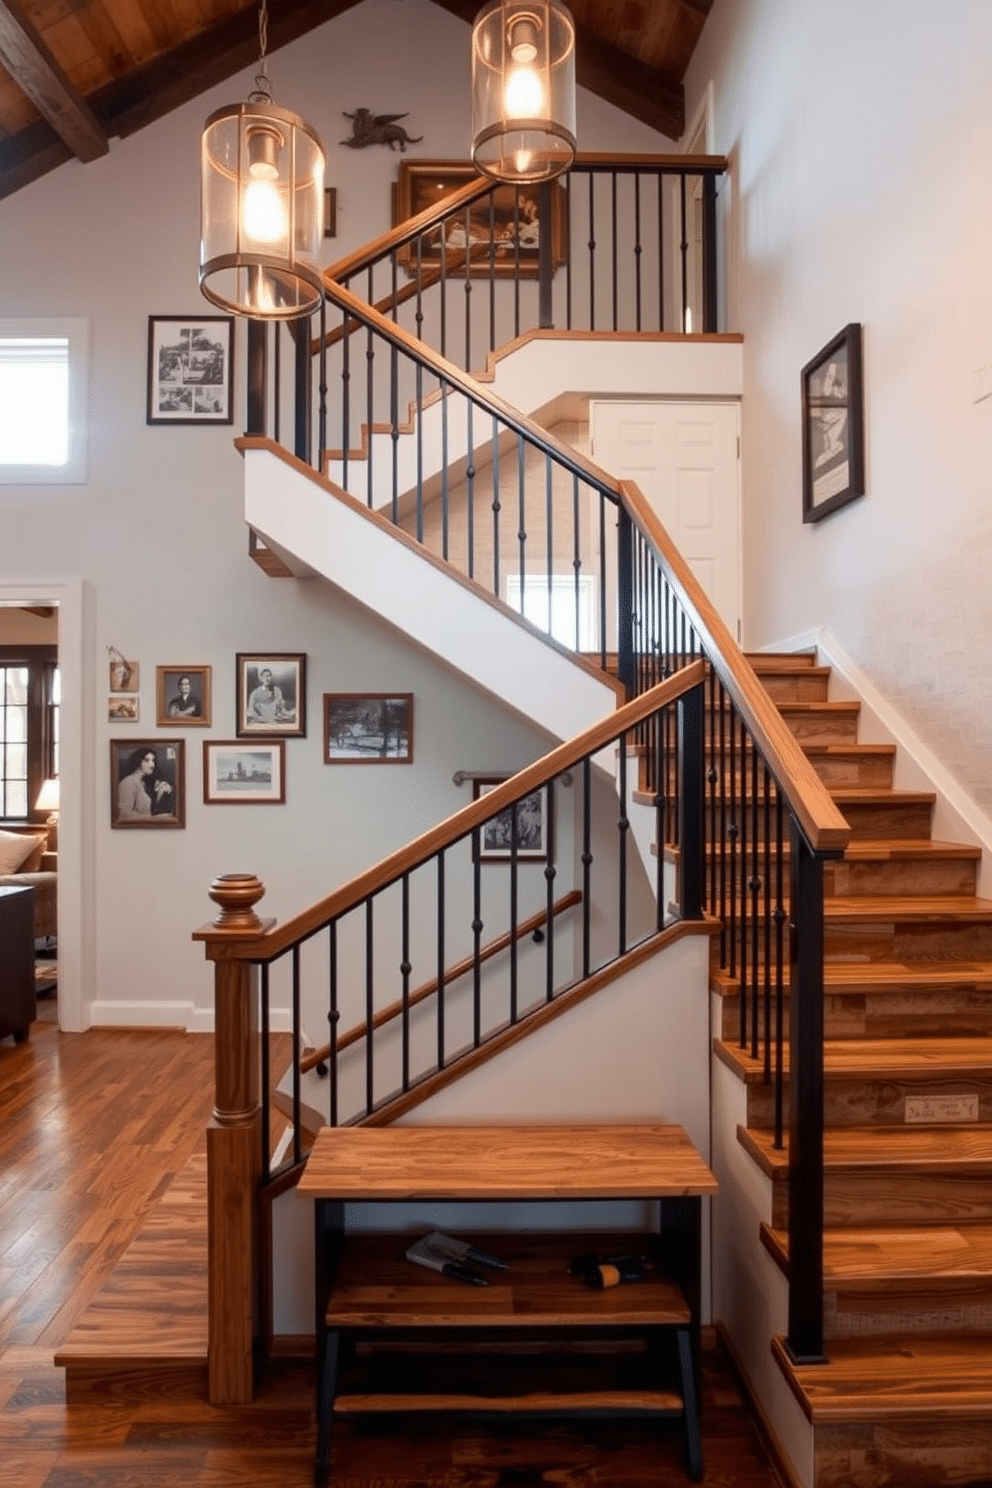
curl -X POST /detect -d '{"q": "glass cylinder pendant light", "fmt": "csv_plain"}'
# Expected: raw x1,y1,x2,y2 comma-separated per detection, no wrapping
471,1,576,184
200,0,325,319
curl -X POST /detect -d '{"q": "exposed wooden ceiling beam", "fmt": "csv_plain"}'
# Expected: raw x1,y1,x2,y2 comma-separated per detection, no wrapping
425,0,684,140
0,0,108,161
0,0,362,199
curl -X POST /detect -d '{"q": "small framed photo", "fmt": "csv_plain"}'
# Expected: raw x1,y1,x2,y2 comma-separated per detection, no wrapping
108,696,139,722
473,776,548,863
110,740,185,828
324,693,413,764
236,654,306,737
156,665,211,726
203,741,285,804
109,658,139,693
801,323,865,523
147,315,234,425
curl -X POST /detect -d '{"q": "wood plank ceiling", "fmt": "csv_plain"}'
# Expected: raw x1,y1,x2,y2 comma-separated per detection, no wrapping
0,0,712,201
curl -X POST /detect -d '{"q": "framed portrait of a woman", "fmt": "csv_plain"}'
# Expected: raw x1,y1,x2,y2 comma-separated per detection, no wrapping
110,740,185,828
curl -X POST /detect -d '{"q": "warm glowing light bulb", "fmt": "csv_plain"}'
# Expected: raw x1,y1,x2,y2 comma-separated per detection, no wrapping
243,178,284,242
513,148,533,175
504,64,544,118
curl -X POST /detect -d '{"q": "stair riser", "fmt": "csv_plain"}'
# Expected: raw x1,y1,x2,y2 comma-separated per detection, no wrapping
815,1418,992,1488
747,1074,992,1129
807,754,894,789
824,860,978,897
839,801,934,840
750,673,830,703
781,712,861,745
825,1283,992,1341
824,922,992,962
772,1173,992,1229
719,989,992,1043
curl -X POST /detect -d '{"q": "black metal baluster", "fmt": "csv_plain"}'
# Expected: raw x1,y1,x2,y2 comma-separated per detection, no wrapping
587,171,596,330
390,343,399,523
718,682,728,967
598,494,607,669
703,170,718,333
763,763,772,1083
247,319,266,438
415,359,424,542
679,172,689,333
617,505,633,696
617,734,629,955
654,698,667,931
441,381,449,561
339,310,349,485
437,851,445,1068
466,400,476,580
463,202,473,373
657,168,665,332
509,806,519,1023
401,874,411,1092
364,304,375,509
272,324,280,446
611,169,619,331
544,780,556,1000
473,833,483,1045
512,189,522,338
318,297,328,473
517,433,527,613
488,193,497,357
260,962,271,1180
328,922,338,1127
572,473,581,652
365,899,374,1118
679,682,705,922
545,453,554,643
633,172,643,331
292,945,302,1164
582,758,592,977
750,738,760,1062
774,792,786,1151
730,709,741,1035
565,171,574,330
492,415,501,600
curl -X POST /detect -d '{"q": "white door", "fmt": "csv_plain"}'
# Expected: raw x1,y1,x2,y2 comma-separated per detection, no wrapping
590,400,742,641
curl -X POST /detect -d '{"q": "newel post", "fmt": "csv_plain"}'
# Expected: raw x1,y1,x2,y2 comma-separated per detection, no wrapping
193,873,274,1405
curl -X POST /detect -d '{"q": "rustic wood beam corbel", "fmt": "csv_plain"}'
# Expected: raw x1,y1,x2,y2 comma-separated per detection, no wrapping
0,0,108,161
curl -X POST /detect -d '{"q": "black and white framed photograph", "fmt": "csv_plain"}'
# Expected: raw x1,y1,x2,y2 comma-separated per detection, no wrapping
146,315,233,425
323,693,413,764
801,322,865,523
203,741,285,804
236,653,306,738
156,665,211,726
472,776,548,863
110,740,185,828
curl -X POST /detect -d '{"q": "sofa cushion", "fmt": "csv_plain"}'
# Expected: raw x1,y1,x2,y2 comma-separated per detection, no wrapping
0,830,46,874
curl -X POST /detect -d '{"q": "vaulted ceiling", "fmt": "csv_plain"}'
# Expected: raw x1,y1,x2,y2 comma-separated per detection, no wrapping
0,0,712,201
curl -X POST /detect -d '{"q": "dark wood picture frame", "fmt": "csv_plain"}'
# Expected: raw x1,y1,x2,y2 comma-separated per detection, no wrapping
203,741,286,804
236,653,306,738
323,693,413,764
156,665,211,727
146,315,233,425
110,739,185,828
393,159,566,278
472,775,549,863
801,322,865,523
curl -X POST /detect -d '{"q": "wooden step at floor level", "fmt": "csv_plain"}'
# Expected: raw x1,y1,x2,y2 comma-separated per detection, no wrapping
715,1034,992,1127
739,1124,992,1227
772,1331,992,1423
761,1220,992,1337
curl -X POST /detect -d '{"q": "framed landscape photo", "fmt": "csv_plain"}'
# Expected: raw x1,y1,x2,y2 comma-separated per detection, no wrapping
323,693,413,764
110,740,185,828
393,160,566,278
146,315,233,425
203,741,285,804
108,696,139,722
156,665,211,726
236,653,306,738
472,776,549,863
801,322,865,523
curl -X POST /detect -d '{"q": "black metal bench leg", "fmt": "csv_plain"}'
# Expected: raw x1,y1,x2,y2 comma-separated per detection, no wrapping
314,1328,339,1487
676,1324,703,1482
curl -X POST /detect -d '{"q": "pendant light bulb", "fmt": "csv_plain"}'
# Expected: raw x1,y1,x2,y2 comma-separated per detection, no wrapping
504,64,544,118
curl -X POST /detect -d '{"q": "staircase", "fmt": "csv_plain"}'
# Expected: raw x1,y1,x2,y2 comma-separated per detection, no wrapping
713,651,992,1488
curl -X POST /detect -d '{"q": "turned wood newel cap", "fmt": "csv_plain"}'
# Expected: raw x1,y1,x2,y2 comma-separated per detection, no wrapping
207,873,266,930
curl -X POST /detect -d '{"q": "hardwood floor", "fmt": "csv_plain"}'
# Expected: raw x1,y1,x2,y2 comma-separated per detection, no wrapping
0,1001,789,1487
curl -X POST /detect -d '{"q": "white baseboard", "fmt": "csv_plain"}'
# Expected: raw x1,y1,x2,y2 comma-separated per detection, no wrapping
758,626,992,898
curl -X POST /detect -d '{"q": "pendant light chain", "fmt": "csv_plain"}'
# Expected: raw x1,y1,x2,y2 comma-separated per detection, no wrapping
253,0,272,104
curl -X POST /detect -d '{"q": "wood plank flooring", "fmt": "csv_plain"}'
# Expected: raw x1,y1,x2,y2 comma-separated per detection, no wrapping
1,1001,788,1487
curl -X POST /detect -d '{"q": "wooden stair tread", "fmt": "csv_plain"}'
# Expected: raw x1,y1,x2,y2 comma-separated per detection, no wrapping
712,958,992,997
745,652,819,671
739,1123,992,1178
831,786,936,804
762,1219,992,1285
714,1034,992,1083
823,894,992,922
771,1333,992,1422
333,1387,686,1414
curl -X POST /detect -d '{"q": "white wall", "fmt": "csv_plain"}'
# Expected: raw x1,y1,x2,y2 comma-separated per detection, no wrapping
0,0,674,1030
686,0,992,818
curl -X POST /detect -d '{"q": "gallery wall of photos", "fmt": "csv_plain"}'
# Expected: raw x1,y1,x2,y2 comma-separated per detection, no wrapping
106,651,416,829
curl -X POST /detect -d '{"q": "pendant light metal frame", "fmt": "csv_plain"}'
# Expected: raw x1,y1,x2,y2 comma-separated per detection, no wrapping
199,0,325,321
471,0,576,185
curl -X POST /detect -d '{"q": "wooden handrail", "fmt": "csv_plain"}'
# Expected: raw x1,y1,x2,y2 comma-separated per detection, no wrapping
322,173,495,288
194,660,707,963
618,480,850,857
299,889,582,1073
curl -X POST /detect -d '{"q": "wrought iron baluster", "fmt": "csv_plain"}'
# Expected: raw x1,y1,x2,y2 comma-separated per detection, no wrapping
582,758,592,978
517,434,527,612
679,172,689,333
491,415,501,600
401,875,411,1092
587,170,596,330
633,172,643,331
565,171,574,330
365,900,374,1117
657,170,665,332
318,297,328,473
750,739,760,1063
466,401,476,580
260,962,271,1181
463,202,473,372
390,343,399,523
763,763,773,1082
617,733,629,956
774,791,786,1150
328,921,338,1128
545,453,554,643
509,807,519,1023
437,851,445,1068
291,945,302,1164
364,305,375,509
611,169,619,331
572,473,581,653
473,836,483,1046
544,781,556,1001
441,382,449,561
415,360,424,542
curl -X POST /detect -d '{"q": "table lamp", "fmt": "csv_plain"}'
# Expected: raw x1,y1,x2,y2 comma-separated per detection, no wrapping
35,777,60,851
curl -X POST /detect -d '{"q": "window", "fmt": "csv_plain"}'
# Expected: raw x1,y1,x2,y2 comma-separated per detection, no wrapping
0,646,58,821
0,318,89,483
